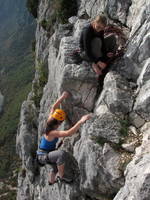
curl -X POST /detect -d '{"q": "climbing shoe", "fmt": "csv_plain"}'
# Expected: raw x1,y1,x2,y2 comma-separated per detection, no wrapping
56,176,73,184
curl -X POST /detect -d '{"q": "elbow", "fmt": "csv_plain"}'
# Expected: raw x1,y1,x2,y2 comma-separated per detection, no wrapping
65,131,71,137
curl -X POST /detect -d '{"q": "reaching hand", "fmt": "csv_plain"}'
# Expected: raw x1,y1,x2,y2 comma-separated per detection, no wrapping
80,114,92,124
61,91,70,99
97,61,107,70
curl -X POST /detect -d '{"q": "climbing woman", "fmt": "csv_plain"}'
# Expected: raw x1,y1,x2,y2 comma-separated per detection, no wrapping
36,91,91,185
80,14,113,76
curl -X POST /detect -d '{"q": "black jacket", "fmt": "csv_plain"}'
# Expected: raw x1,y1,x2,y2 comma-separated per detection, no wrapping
80,24,108,63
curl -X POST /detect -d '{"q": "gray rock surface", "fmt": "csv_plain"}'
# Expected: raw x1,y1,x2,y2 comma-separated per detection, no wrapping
96,71,134,117
16,101,38,181
134,80,150,121
121,141,137,153
16,0,150,199
78,0,131,24
129,112,145,128
74,139,124,198
114,129,150,200
85,110,122,144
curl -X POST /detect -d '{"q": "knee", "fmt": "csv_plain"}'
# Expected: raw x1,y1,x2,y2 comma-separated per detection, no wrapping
57,150,66,165
59,150,66,159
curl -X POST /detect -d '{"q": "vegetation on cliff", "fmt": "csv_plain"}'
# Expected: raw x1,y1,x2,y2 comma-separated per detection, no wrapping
26,0,39,18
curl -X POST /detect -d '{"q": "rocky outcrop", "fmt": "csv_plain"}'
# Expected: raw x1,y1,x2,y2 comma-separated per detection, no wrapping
16,0,150,199
114,123,150,200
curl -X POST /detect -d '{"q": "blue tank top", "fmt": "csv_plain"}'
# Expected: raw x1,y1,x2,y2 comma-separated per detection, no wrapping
39,136,58,152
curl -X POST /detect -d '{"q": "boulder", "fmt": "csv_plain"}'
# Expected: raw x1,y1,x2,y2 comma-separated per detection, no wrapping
96,71,134,117
114,129,150,200
16,101,38,179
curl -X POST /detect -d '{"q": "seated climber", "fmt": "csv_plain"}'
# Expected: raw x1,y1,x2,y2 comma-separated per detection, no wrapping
79,14,114,76
36,91,91,185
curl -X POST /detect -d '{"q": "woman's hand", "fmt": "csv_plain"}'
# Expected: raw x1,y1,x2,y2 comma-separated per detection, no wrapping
97,61,107,70
79,114,92,124
61,91,70,99
49,91,70,115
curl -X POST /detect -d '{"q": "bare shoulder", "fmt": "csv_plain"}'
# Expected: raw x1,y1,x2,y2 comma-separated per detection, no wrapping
47,130,58,137
48,130,67,138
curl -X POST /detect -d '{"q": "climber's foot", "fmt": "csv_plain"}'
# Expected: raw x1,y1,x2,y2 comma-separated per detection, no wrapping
56,176,73,184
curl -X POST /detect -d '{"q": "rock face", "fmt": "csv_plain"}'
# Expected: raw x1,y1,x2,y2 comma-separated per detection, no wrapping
114,124,150,200
16,0,150,200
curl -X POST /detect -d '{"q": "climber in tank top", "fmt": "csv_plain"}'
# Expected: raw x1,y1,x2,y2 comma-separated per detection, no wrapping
37,91,91,185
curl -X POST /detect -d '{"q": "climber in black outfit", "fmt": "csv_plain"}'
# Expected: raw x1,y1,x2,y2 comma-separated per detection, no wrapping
80,14,114,77
36,91,91,185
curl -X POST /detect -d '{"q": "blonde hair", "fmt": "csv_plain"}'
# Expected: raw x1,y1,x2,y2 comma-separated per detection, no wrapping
93,15,107,26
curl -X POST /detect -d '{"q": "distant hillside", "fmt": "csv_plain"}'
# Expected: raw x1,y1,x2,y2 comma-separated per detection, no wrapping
0,0,36,190
0,0,35,72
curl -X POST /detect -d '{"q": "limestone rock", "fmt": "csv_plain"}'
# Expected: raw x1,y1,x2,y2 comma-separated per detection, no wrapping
52,24,73,50
141,122,150,136
106,0,131,24
127,0,149,32
134,81,150,121
129,126,139,136
74,138,124,198
73,19,89,38
137,58,150,87
121,141,137,153
114,130,150,200
78,0,131,24
68,16,78,25
83,110,122,144
16,101,38,177
122,20,150,81
96,71,134,117
129,112,145,128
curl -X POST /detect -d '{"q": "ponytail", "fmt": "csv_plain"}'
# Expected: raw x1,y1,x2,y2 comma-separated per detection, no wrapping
45,118,62,135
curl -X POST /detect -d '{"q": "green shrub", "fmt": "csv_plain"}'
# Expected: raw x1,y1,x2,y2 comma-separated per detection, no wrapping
119,119,129,137
32,40,36,52
39,0,77,36
32,81,43,107
54,0,78,24
26,0,39,18
40,19,47,30
36,62,48,88
31,62,48,107
40,15,56,33
91,136,108,146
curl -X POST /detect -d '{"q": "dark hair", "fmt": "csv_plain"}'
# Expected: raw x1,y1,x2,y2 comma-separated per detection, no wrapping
45,117,62,135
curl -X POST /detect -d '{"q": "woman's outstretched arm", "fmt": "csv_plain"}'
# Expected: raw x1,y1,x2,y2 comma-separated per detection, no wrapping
49,114,92,137
50,91,70,114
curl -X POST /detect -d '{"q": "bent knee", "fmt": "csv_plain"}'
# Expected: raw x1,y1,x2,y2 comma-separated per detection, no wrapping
59,150,66,159
57,150,66,165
